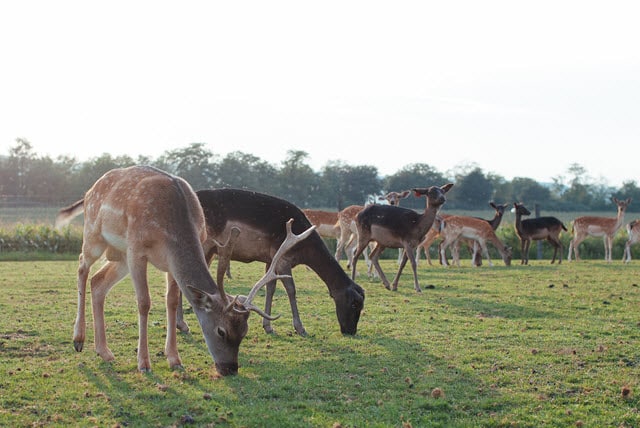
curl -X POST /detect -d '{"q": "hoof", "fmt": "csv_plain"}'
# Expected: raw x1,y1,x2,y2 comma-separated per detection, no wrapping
176,321,190,333
74,341,84,352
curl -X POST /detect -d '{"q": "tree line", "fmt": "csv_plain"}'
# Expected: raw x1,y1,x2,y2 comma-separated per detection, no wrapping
1,138,639,212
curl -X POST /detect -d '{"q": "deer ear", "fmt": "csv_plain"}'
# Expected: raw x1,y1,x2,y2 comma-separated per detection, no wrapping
441,183,454,193
489,201,497,209
186,285,216,312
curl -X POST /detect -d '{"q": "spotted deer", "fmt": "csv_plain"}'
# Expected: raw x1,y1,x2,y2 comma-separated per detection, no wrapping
417,202,508,266
55,166,313,376
568,197,632,262
437,215,512,267
623,219,640,263
351,183,453,292
302,209,340,241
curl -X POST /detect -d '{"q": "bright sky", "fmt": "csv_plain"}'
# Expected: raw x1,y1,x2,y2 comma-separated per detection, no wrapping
1,1,638,187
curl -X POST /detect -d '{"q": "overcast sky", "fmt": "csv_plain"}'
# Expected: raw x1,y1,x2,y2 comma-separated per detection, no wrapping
1,1,638,187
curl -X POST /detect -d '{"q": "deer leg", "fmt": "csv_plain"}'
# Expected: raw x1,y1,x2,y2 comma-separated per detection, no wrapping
604,236,612,262
369,244,392,290
403,246,421,292
90,260,128,363
127,255,152,372
73,253,92,353
521,239,529,265
279,271,307,336
390,250,409,291
164,273,183,369
450,239,461,267
478,240,493,267
262,276,278,334
350,239,367,281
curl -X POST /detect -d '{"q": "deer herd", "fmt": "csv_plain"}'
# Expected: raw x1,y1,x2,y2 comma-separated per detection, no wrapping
55,165,636,376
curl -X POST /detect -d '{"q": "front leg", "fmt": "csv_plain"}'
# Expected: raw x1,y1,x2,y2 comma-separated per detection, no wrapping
280,273,307,336
129,256,152,372
391,250,409,291
262,276,278,334
165,273,183,369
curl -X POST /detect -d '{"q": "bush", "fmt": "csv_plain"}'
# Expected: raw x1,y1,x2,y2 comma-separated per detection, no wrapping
0,224,82,255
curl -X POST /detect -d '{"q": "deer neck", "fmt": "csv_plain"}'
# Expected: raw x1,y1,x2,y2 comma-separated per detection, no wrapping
300,236,352,294
419,202,441,233
488,213,503,230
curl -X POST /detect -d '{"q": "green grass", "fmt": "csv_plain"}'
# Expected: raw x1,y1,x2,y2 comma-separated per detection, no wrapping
1,259,639,427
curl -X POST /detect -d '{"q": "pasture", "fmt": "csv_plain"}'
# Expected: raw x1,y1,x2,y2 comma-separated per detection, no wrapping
1,259,638,427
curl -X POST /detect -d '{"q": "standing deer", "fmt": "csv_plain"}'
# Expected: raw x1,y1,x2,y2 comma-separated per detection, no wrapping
302,209,340,241
379,190,411,264
177,189,365,336
351,183,454,292
416,202,508,266
55,166,313,376
437,215,512,267
622,219,640,263
568,197,632,262
513,203,566,264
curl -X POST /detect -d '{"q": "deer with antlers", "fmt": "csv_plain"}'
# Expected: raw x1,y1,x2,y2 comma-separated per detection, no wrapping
55,166,313,376
351,183,453,292
513,203,566,264
567,197,632,262
176,189,365,337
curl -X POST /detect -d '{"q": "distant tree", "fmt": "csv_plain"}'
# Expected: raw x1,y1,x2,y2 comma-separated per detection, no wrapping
215,151,279,194
448,167,493,209
510,177,552,207
614,181,640,208
155,143,216,190
320,161,381,210
382,163,446,210
5,138,36,196
278,150,320,207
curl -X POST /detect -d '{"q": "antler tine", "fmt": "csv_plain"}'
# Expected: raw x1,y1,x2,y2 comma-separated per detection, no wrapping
212,227,241,303
243,218,316,306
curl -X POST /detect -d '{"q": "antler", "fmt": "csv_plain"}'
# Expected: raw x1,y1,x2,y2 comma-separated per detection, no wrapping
232,218,315,318
212,226,241,303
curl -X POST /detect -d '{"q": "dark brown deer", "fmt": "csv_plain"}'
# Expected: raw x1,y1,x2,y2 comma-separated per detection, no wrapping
351,183,454,292
55,166,313,376
513,202,567,264
568,197,632,262
176,188,365,336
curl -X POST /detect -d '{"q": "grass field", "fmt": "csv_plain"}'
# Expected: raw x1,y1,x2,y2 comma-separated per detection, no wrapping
0,258,639,427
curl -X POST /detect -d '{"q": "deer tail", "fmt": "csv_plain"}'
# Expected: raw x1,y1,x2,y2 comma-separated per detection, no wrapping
55,199,85,229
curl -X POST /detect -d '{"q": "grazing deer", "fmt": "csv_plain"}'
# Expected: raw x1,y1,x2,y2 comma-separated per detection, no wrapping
55,166,313,376
177,189,365,336
622,219,640,263
568,197,632,262
438,215,512,267
513,203,566,264
351,183,454,292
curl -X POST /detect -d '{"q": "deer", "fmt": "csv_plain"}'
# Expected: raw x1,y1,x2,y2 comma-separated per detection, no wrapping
351,183,454,292
334,204,376,277
302,209,341,241
379,190,411,264
567,197,632,262
623,219,640,263
513,203,567,264
437,215,512,267
416,202,508,266
176,188,366,337
55,166,314,376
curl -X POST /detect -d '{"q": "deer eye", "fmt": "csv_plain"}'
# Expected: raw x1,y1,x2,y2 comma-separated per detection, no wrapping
217,327,227,338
